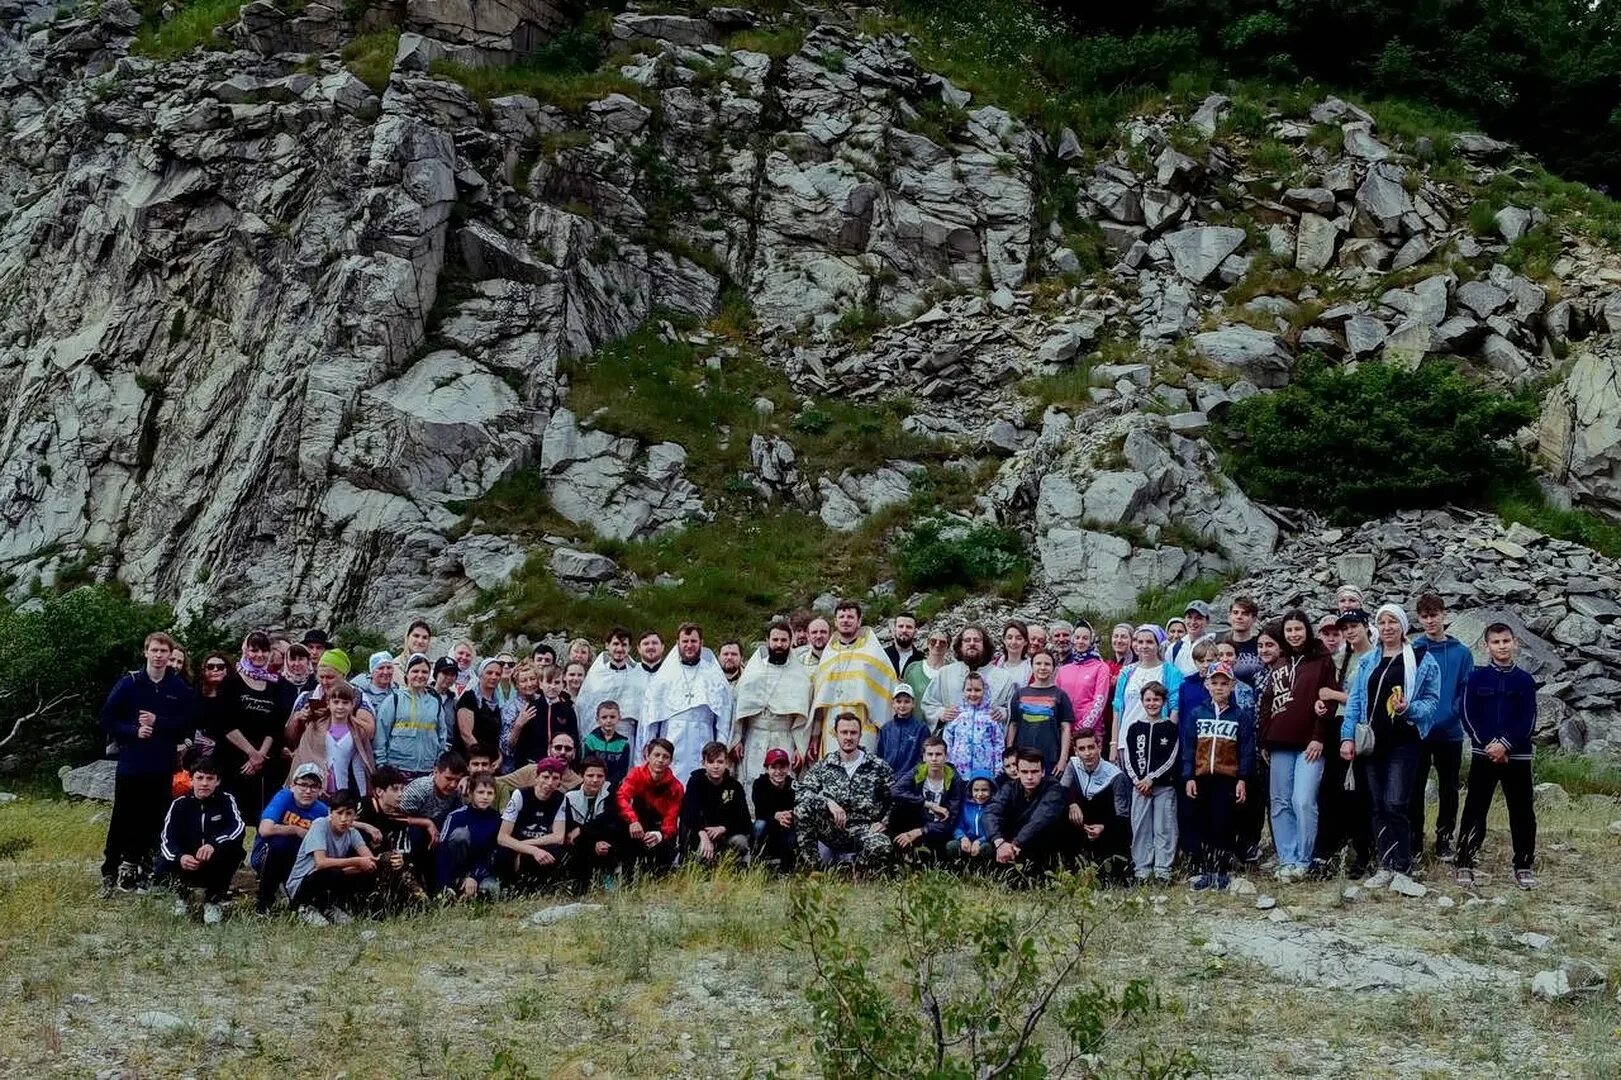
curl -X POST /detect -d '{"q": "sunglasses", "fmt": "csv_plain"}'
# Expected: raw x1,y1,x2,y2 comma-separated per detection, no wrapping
204,662,227,670
550,744,570,752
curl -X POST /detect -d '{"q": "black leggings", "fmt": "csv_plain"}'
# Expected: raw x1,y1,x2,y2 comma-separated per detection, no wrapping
1456,757,1536,871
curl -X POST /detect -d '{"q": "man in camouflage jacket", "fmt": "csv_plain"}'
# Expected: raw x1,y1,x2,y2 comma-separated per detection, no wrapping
795,712,894,872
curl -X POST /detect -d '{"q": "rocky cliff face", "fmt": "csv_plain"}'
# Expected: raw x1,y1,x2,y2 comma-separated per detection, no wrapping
0,4,1054,630
5,0,1621,744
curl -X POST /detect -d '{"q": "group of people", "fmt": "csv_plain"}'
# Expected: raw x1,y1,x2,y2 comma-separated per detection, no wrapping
96,586,1541,924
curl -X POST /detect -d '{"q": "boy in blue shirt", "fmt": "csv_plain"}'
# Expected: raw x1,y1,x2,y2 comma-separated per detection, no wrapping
1408,593,1472,861
253,763,329,914
875,685,929,777
438,772,504,899
949,770,997,866
1456,623,1539,890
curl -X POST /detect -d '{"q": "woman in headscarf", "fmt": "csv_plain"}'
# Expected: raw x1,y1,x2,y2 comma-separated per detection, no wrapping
1340,603,1441,887
1109,625,1183,766
213,631,284,821
1055,621,1113,748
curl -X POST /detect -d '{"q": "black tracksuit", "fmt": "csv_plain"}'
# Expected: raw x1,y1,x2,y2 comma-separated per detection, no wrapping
1457,663,1538,871
99,669,194,880
158,789,246,901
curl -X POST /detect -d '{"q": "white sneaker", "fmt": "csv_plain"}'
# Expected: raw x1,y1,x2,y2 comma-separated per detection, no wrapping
298,908,330,927
171,898,189,918
202,903,223,926
324,907,353,925
1388,872,1427,898
1363,870,1394,889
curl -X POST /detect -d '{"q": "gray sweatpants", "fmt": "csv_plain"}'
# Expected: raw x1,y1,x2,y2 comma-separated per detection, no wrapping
1130,785,1178,879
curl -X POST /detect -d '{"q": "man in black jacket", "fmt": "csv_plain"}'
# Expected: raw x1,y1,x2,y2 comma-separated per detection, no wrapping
100,632,195,895
985,748,1068,877
158,758,245,921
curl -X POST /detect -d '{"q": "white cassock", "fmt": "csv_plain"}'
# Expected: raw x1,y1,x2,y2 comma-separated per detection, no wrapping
575,654,651,748
641,648,734,784
732,647,814,787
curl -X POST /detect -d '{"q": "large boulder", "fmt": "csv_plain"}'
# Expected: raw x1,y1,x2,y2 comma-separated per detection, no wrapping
1538,343,1621,518
406,0,579,61
61,759,117,801
1037,527,1196,615
1193,326,1292,387
1163,226,1246,284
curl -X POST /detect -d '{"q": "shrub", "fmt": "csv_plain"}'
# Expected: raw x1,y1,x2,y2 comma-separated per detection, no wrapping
132,0,241,59
1219,357,1538,522
0,586,172,772
896,516,1028,593
788,871,1199,1079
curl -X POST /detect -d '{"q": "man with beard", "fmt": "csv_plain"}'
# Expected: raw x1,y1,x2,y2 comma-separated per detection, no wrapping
718,641,744,689
922,625,1015,729
638,630,665,673
732,622,814,786
883,613,921,680
811,601,898,757
577,627,648,753
640,624,734,782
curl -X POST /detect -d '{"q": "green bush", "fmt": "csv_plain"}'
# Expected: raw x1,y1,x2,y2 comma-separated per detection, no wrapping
0,586,172,772
788,872,1199,1079
897,516,1028,593
1219,358,1538,522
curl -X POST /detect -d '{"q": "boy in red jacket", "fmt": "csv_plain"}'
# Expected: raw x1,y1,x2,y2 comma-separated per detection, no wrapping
616,737,683,878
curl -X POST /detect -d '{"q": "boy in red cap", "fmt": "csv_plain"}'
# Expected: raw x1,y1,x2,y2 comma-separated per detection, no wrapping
751,748,797,870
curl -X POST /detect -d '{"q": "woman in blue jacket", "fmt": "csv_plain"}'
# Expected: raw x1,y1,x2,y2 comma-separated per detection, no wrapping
1338,603,1440,883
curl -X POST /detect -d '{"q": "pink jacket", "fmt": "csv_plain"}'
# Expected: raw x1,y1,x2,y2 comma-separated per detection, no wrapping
1056,658,1113,739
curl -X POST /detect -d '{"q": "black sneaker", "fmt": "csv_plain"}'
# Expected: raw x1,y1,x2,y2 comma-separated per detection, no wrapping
1434,838,1455,863
116,863,140,893
98,874,118,898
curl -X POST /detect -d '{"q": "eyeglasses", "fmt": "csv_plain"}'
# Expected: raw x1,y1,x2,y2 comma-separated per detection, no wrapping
550,744,570,752
204,663,227,671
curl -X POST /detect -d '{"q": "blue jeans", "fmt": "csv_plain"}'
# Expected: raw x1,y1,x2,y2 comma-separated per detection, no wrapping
1268,749,1325,869
1364,741,1422,873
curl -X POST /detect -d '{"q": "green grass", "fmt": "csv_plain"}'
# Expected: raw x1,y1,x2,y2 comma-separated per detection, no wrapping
1532,749,1621,798
342,29,399,94
1076,572,1237,630
1018,362,1099,417
131,0,240,58
4,790,1620,1075
1492,479,1621,561
559,321,943,497
485,511,896,643
727,26,805,58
